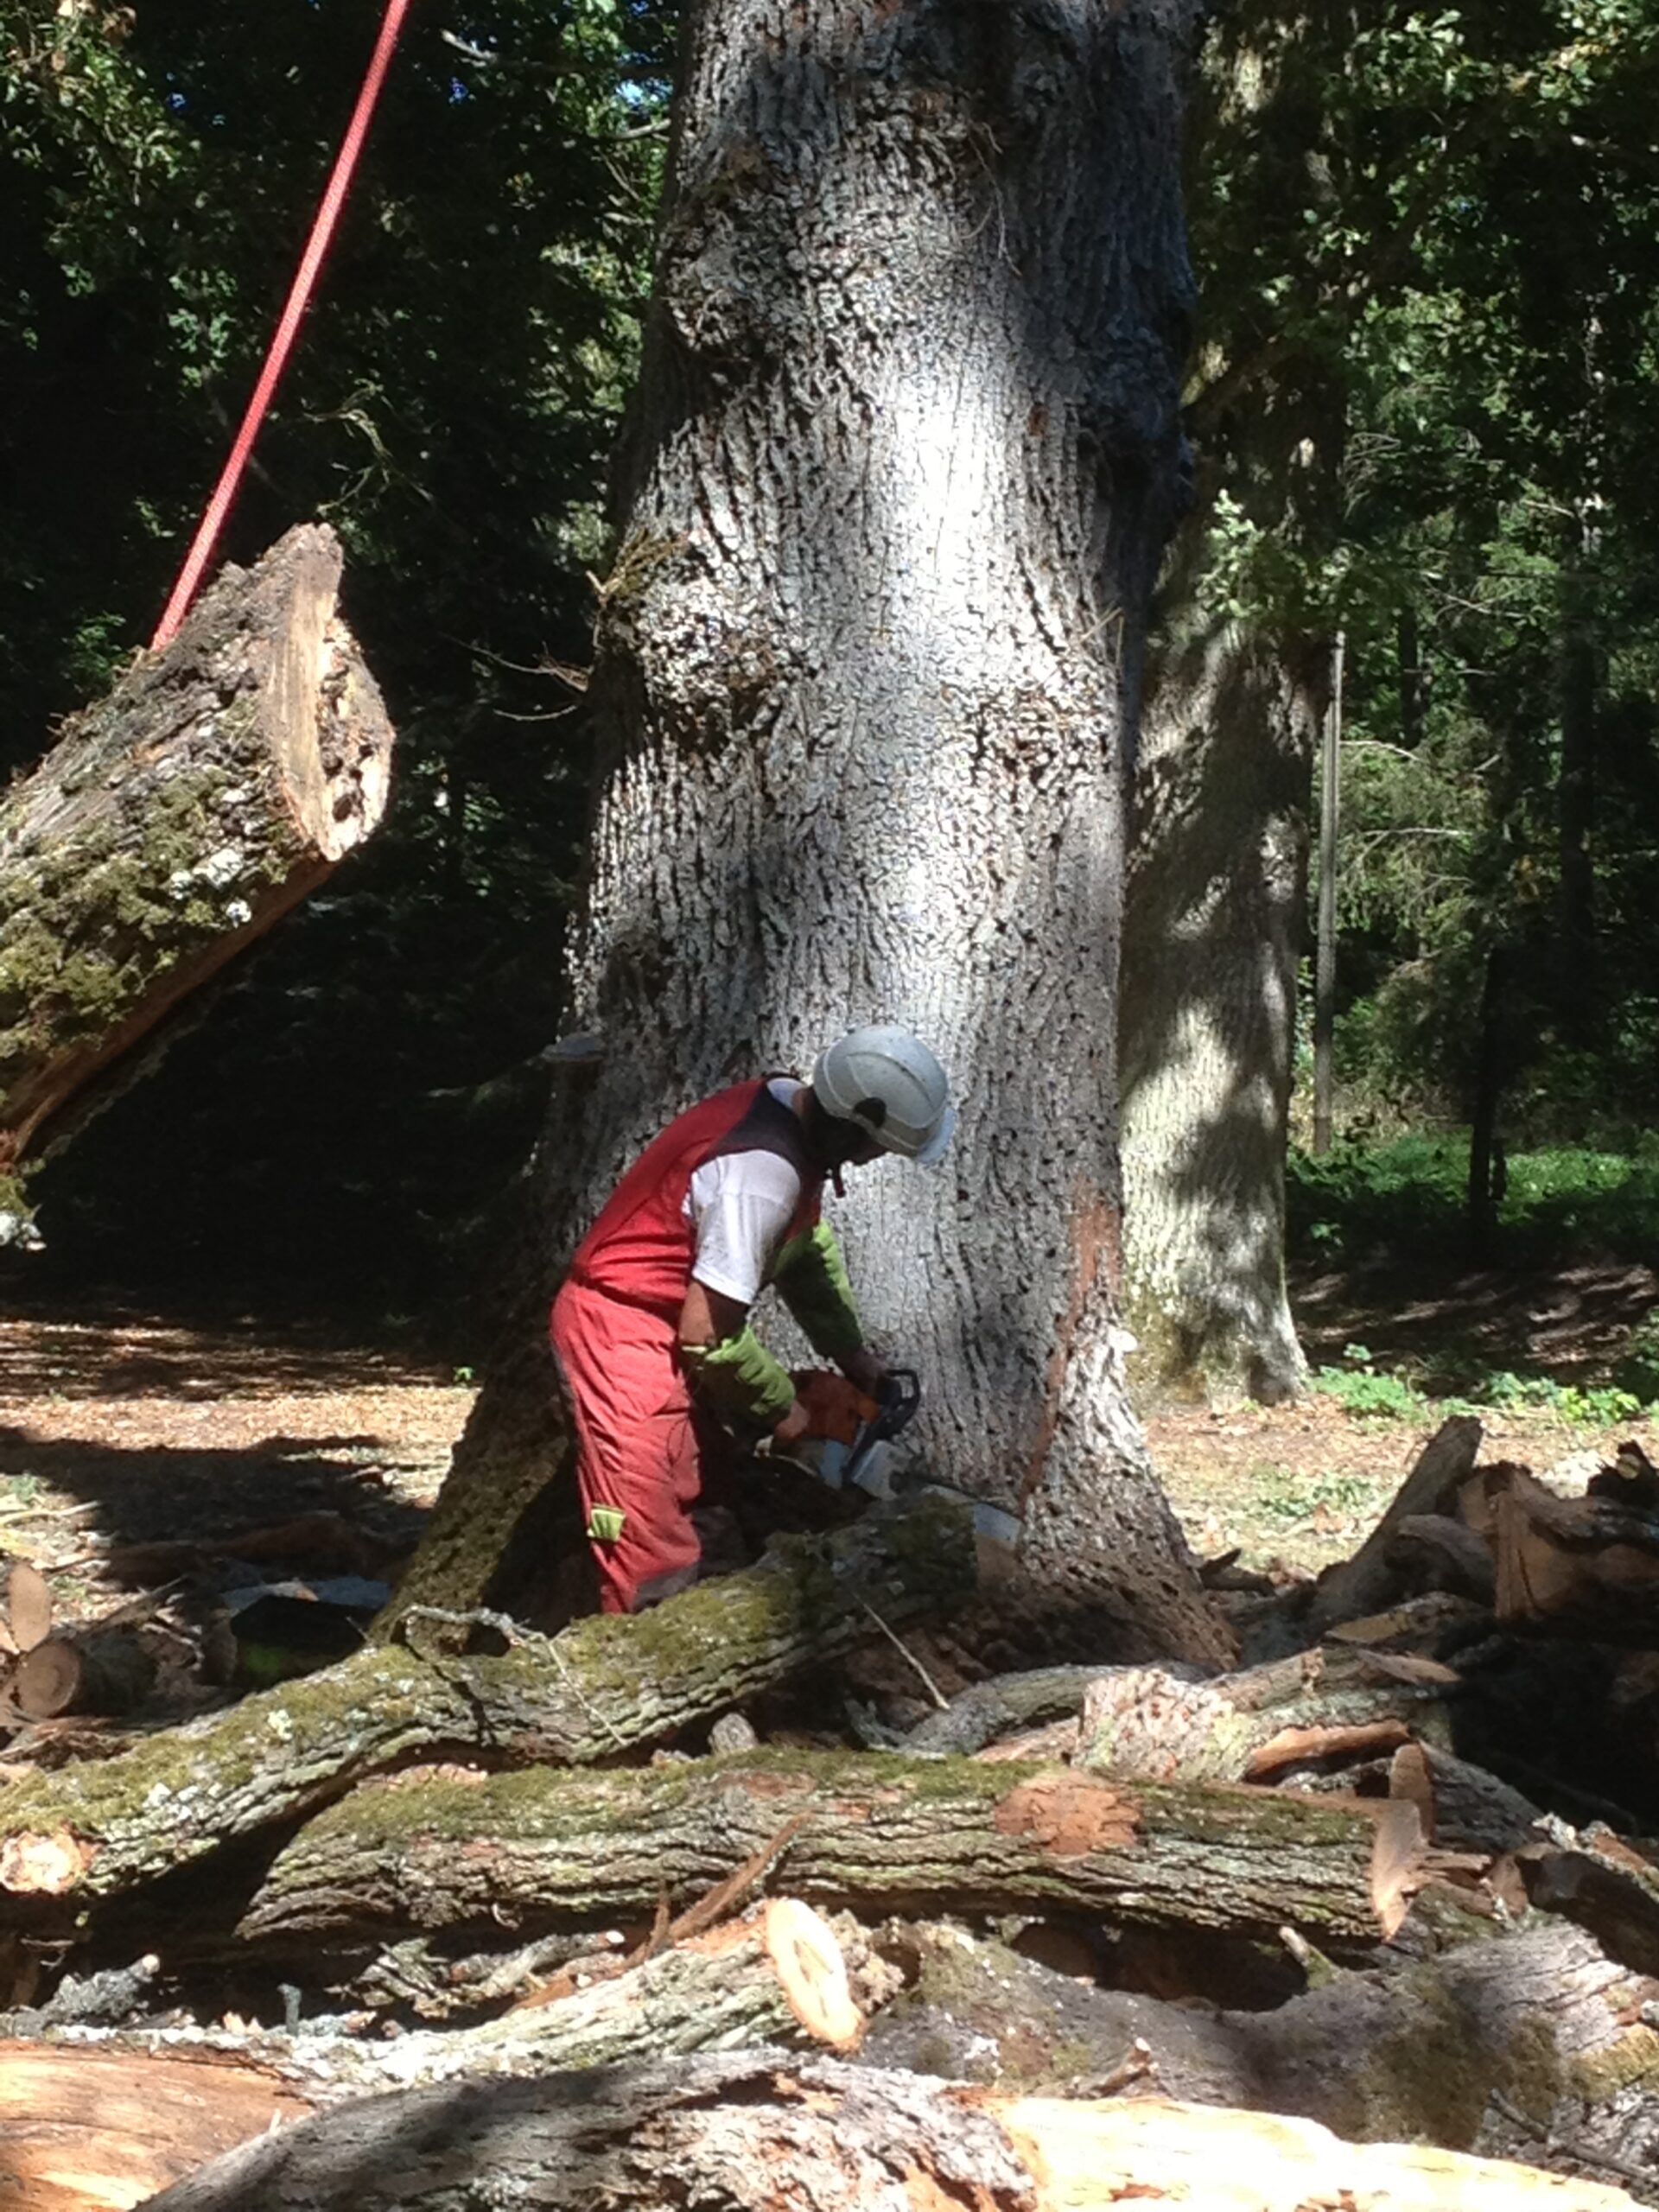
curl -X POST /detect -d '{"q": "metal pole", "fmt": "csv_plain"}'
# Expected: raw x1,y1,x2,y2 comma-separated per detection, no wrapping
1313,630,1344,1156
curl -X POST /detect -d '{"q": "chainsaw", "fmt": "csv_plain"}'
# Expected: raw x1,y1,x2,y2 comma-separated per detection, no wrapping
817,1369,1020,1546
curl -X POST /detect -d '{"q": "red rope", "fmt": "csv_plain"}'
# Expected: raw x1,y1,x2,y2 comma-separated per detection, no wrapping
150,0,413,650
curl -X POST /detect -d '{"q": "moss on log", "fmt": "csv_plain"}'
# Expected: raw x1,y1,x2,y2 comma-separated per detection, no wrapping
241,1743,1401,1953
866,1917,1659,2154
0,1501,975,1914
0,524,393,1198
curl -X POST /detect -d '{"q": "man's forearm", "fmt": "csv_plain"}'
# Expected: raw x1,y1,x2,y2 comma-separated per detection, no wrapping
772,1223,864,1363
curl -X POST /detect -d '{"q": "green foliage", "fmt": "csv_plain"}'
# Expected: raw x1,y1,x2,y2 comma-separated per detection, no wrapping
1308,1344,1427,1422
1289,1135,1659,1267
1252,1463,1384,1525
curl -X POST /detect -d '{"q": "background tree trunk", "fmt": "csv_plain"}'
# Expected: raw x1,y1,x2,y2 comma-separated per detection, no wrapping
0,524,393,1227
401,0,1228,1665
1115,0,1352,1411
1120,560,1317,1406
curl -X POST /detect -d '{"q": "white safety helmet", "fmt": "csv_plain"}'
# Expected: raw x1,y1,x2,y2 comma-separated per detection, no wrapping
811,1025,957,1165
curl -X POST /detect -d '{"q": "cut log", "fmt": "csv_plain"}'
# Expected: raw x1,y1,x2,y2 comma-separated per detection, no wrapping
239,1746,1410,1954
1476,1465,1659,1637
0,1901,865,2101
8,1630,156,1721
1309,1416,1484,1630
0,524,394,1206
3,1562,53,1653
863,1916,1659,2158
0,2041,312,2212
139,2053,1640,2212
0,1501,975,1912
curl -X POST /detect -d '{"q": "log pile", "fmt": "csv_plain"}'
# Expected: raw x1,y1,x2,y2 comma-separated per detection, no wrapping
5,1424,1659,2209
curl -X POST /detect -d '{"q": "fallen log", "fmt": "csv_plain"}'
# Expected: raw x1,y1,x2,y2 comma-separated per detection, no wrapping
238,1745,1408,1954
864,1917,1659,2161
0,1500,975,1913
141,2052,1639,2212
1309,1416,1484,1631
4,1902,863,2158
0,524,394,1211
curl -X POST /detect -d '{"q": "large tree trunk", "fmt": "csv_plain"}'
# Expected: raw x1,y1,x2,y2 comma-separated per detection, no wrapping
399,0,1230,1668
143,2051,1639,2212
867,1916,1659,2162
0,524,393,1228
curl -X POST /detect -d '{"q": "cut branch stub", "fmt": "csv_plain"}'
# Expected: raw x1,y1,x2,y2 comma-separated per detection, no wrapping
0,523,394,1183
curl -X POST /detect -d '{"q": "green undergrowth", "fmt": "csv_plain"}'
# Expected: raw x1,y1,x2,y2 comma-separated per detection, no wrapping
1311,1340,1659,1429
1289,1135,1659,1268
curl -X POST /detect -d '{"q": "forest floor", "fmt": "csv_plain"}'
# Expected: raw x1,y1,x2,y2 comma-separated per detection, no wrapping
1,1250,1655,1618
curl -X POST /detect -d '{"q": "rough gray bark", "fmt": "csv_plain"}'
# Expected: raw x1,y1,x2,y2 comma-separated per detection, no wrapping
0,525,393,1223
404,0,1230,1668
0,1502,973,1913
1120,579,1317,1407
240,1746,1402,1955
142,2050,1641,2212
1116,3,1355,1410
864,1918,1659,2160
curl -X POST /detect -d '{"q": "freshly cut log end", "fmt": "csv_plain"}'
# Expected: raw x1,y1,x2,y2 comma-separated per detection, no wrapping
764,1897,862,2051
10,1630,156,1720
0,2042,313,2212
0,522,395,1172
4,1560,53,1654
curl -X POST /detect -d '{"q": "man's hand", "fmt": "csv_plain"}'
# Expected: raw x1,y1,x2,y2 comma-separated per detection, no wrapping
839,1344,890,1398
772,1398,813,1448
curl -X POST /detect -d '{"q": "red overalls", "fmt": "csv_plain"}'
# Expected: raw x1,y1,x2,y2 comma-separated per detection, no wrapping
550,1081,821,1613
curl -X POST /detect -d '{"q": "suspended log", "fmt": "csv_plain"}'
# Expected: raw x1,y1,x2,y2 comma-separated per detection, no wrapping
238,1746,1409,1954
1309,1416,1484,1630
140,2052,1639,2212
0,1501,975,1913
0,524,394,1215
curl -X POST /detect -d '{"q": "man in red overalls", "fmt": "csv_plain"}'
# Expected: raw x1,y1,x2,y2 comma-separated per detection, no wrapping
550,1026,956,1612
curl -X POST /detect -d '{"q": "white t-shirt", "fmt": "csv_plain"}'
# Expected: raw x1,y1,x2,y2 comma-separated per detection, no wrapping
684,1077,805,1306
